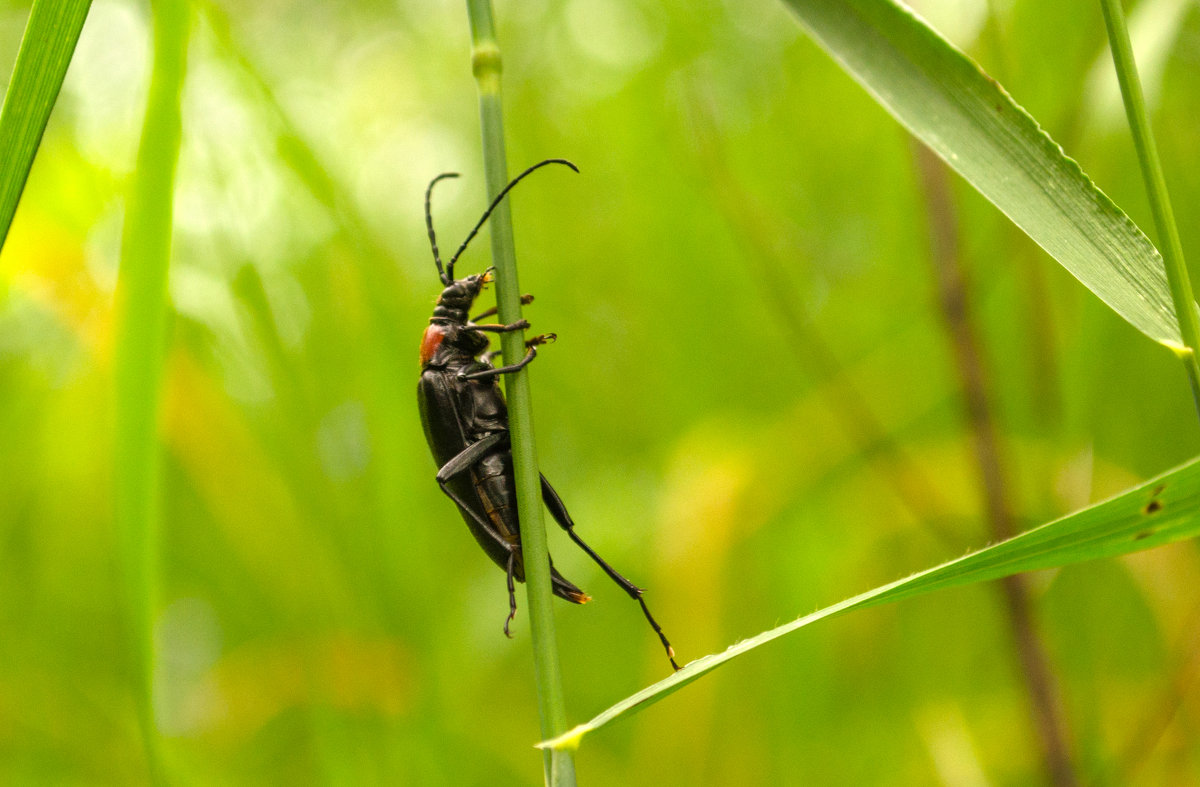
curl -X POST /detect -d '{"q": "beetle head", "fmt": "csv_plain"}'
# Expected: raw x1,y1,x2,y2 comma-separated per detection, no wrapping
431,272,488,323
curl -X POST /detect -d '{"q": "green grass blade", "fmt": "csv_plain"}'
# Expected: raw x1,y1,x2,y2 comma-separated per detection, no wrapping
540,455,1200,749
0,0,92,253
777,0,1183,348
1098,0,1200,411
112,0,190,779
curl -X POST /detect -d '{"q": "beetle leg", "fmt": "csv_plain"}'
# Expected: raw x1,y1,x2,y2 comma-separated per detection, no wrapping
472,294,533,322
479,339,551,367
540,475,640,594
473,319,530,333
459,346,537,380
459,334,556,381
436,478,510,546
435,432,516,548
435,431,508,482
504,550,518,638
540,474,680,671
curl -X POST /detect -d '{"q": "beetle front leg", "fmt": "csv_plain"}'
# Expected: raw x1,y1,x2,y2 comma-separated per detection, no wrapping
473,293,533,322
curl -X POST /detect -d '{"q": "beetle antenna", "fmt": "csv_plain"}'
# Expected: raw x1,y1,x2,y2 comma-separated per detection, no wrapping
446,158,579,278
426,172,460,285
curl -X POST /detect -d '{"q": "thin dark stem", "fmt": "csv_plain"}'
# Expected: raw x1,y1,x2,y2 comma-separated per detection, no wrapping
914,143,1077,787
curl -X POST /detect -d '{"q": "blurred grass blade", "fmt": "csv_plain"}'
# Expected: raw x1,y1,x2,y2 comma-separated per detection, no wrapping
112,0,190,779
1084,0,1192,132
0,0,92,252
541,455,1200,749
778,0,1183,348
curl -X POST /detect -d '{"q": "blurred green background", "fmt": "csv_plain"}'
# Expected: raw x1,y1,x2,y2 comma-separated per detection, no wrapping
3,0,1200,783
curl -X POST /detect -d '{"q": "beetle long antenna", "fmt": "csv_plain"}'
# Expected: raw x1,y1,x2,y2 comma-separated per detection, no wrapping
426,172,460,285
446,158,579,278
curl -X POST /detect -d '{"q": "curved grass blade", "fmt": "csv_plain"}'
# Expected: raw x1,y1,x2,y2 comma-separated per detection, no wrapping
0,0,93,253
777,0,1183,348
540,455,1200,750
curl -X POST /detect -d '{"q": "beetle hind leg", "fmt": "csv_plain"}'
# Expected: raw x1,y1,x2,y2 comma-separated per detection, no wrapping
504,551,518,638
541,474,681,671
551,565,590,604
635,597,679,670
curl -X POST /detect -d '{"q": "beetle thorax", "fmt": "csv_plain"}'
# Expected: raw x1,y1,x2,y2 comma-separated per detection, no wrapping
420,320,489,368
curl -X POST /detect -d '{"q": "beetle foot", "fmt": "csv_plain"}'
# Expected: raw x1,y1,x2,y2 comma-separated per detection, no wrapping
527,333,556,347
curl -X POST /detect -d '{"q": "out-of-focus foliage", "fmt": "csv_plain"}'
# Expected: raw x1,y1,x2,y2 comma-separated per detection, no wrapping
2,0,1200,783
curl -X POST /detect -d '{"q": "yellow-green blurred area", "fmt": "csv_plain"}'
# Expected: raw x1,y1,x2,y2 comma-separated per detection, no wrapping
4,0,1200,783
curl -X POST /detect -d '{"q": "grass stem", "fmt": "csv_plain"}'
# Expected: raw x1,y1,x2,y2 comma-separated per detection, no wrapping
1099,0,1200,417
463,2,576,784
112,0,190,780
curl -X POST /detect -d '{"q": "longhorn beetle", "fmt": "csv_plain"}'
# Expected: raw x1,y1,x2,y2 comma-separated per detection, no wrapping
417,158,679,671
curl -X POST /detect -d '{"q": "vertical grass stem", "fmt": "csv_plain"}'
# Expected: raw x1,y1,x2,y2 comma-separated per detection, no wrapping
1099,0,1200,415
464,2,576,784
112,0,190,780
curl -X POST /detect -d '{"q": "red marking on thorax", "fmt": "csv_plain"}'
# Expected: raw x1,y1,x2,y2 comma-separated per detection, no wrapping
419,325,445,365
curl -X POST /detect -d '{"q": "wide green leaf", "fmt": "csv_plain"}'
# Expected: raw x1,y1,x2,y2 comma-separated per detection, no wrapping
540,454,1200,749
776,0,1183,348
0,0,93,253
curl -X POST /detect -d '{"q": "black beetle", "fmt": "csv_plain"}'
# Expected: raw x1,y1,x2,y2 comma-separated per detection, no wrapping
417,158,678,670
